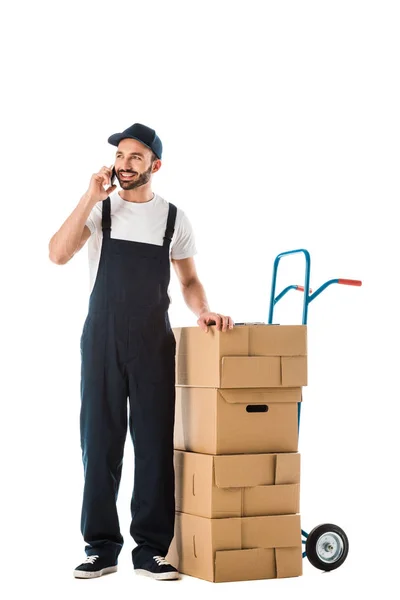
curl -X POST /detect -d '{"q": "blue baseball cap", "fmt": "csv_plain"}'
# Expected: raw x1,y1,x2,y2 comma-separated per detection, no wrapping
108,122,162,159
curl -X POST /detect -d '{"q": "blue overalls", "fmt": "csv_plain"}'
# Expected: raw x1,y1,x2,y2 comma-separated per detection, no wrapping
79,196,177,569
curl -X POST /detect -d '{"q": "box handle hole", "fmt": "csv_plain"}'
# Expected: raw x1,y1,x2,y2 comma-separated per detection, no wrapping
246,404,268,413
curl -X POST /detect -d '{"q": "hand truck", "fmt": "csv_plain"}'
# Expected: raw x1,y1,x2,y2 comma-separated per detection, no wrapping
268,248,362,572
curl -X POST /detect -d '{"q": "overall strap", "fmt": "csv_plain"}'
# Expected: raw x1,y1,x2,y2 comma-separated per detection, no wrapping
163,202,177,247
101,197,111,239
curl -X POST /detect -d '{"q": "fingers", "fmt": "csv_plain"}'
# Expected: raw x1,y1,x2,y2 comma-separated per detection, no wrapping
220,315,227,331
221,315,233,331
198,313,234,333
214,314,222,329
99,165,113,186
209,313,224,331
213,313,233,331
197,317,208,333
212,314,234,331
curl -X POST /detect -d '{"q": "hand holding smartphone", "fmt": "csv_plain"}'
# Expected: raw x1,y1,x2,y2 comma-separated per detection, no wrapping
86,164,118,205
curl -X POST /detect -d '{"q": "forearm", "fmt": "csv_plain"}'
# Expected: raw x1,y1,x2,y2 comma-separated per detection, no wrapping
48,192,95,264
181,279,210,318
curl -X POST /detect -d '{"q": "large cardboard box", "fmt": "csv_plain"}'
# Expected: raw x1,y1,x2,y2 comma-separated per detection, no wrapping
174,386,301,454
166,512,303,582
174,450,300,518
173,324,307,388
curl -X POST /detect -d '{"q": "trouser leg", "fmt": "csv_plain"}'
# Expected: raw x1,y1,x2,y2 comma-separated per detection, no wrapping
79,317,128,562
127,354,176,568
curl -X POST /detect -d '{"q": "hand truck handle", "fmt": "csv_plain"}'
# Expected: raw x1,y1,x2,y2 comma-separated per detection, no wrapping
268,249,311,325
268,249,362,325
338,279,362,286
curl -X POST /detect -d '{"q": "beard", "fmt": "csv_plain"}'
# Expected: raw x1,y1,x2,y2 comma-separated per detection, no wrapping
118,163,153,189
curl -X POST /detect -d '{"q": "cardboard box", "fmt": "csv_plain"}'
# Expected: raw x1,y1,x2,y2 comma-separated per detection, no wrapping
174,386,301,454
175,450,300,518
166,512,303,582
173,324,307,388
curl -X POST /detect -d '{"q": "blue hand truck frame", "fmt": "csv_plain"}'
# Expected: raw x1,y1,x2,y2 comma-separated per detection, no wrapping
268,248,362,572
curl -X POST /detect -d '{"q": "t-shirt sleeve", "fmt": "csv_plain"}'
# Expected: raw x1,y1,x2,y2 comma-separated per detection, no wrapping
171,210,198,260
85,203,101,236
85,216,96,235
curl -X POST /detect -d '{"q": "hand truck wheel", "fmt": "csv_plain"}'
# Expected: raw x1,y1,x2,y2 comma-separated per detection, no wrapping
305,523,349,571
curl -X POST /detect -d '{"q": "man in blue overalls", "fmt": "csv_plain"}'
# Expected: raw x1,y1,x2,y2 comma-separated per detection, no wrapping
49,123,233,580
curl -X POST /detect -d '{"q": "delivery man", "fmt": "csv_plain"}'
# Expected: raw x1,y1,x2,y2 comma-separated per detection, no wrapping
48,123,233,581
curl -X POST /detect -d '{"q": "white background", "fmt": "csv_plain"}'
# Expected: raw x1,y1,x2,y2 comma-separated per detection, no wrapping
1,1,399,598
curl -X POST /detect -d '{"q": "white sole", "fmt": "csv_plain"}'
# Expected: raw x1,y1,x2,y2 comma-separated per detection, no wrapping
73,565,118,578
134,568,181,580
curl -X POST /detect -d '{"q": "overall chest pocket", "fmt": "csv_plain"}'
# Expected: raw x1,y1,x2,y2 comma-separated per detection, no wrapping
110,255,165,307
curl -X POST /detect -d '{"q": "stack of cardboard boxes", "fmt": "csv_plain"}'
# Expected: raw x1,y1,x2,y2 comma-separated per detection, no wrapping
166,324,308,583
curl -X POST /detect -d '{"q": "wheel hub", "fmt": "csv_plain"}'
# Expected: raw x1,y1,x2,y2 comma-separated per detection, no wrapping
316,532,344,563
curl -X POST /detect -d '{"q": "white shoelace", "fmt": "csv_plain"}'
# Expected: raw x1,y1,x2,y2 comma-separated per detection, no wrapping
83,555,99,564
153,555,170,566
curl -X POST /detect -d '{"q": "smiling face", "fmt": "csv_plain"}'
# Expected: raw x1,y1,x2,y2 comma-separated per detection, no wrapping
115,138,161,189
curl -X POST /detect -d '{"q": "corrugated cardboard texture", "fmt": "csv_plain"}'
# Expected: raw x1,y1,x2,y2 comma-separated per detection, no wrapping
166,512,302,582
220,356,307,388
174,450,301,518
214,548,276,582
173,324,307,388
174,387,301,454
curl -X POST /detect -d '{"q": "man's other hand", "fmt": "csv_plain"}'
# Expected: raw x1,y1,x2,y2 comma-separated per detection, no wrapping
197,311,234,333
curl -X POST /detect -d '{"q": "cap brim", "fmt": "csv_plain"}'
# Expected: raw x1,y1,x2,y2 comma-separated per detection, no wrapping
107,133,123,146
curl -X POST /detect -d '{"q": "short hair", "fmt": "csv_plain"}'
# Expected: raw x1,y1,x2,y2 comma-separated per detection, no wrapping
150,150,158,162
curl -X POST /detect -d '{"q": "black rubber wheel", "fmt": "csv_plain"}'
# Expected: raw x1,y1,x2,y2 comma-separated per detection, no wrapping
305,523,349,571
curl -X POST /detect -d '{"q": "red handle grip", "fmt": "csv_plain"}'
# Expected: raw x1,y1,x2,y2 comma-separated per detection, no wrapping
338,279,362,286
296,285,313,293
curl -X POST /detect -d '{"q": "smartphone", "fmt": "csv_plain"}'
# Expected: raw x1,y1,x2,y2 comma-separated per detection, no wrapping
110,165,117,186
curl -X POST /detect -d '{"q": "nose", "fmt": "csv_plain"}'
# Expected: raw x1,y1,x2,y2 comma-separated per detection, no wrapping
120,163,135,172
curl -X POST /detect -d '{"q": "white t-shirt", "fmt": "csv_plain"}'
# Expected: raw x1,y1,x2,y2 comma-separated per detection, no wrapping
84,190,197,298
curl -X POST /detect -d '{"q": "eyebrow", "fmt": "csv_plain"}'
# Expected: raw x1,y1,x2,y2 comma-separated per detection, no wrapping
115,151,145,157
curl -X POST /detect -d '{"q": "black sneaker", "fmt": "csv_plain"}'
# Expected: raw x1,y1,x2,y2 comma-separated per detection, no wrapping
73,554,118,578
134,555,181,580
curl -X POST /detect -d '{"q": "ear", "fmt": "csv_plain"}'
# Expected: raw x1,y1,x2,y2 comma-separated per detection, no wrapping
152,160,162,173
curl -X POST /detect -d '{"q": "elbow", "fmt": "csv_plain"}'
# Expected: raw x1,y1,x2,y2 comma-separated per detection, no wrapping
49,253,68,265
48,238,68,265
49,251,66,265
